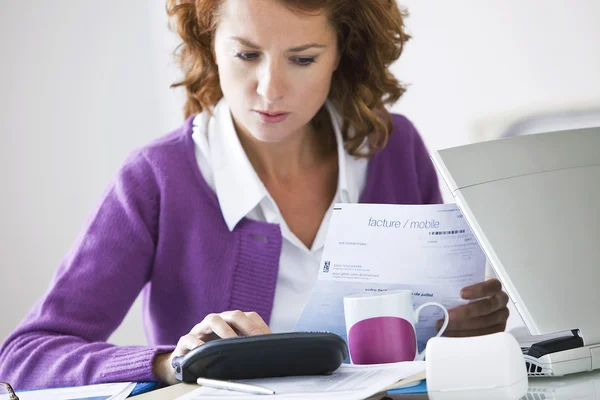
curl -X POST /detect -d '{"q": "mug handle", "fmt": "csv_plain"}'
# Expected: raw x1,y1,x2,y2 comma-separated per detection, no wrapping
413,301,449,361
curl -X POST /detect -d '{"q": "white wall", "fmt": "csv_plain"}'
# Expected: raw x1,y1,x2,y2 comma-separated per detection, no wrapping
392,0,600,147
1,1,599,345
0,1,180,345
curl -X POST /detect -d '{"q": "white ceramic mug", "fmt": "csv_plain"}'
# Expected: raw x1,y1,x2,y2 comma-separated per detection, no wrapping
343,289,449,364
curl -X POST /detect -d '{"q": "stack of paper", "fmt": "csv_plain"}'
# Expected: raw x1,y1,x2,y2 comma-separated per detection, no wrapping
175,361,425,400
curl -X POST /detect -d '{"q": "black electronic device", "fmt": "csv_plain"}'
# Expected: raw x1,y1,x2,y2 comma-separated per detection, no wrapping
172,332,348,383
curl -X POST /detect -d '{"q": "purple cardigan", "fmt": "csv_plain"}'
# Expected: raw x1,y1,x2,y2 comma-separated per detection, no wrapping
0,114,441,389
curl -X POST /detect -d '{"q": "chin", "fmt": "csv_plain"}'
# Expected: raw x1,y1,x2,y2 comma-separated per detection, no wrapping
250,129,292,144
245,120,297,143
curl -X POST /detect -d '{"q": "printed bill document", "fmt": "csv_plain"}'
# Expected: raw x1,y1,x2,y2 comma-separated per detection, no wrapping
176,361,425,400
295,203,486,351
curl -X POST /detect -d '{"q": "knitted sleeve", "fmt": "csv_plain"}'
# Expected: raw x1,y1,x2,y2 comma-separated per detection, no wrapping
0,150,174,390
410,122,443,204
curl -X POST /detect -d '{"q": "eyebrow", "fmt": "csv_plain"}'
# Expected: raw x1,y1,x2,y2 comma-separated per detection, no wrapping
229,37,326,52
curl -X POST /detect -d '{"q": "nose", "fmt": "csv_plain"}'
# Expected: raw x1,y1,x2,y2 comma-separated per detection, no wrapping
256,60,285,104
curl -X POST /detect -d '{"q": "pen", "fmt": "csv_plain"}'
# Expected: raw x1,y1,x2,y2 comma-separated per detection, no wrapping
196,377,276,395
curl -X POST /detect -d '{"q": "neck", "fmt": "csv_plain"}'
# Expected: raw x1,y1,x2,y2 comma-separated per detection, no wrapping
234,118,334,182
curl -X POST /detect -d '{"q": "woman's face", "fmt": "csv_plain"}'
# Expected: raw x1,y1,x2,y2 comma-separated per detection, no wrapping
213,0,339,144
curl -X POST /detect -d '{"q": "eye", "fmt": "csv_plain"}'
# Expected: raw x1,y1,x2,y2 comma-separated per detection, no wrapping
235,52,260,61
292,57,316,66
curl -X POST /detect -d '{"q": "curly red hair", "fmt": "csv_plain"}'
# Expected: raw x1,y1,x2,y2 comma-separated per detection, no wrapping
166,0,410,156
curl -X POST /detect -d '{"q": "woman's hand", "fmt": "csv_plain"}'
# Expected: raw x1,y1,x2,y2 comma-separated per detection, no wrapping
437,278,510,337
153,310,271,384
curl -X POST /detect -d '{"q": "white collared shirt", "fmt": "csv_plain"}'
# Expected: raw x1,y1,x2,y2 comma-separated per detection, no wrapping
191,99,368,332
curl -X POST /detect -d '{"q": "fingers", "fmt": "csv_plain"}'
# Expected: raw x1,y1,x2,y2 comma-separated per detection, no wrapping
449,290,509,321
221,310,271,336
432,279,510,338
190,313,239,339
439,306,509,333
173,310,270,364
190,310,270,342
460,278,503,300
443,322,507,338
173,334,205,357
244,311,272,335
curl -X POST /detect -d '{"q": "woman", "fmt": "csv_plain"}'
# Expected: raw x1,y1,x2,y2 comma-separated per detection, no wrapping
0,0,509,389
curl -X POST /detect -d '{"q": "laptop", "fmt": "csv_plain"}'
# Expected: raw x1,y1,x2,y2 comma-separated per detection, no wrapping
430,127,600,377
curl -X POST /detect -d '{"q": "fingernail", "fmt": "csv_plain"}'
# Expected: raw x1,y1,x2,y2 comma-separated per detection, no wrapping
461,288,471,298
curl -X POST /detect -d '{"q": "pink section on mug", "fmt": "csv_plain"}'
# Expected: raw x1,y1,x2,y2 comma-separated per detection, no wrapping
348,316,416,364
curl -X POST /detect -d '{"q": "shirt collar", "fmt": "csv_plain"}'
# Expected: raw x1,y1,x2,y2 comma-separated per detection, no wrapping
209,99,355,232
209,99,267,231
324,101,353,204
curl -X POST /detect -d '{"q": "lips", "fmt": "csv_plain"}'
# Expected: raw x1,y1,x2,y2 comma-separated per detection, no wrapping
254,110,290,124
257,110,286,117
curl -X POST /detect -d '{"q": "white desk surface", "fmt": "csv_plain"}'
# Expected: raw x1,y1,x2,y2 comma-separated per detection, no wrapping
525,369,600,399
135,369,600,399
